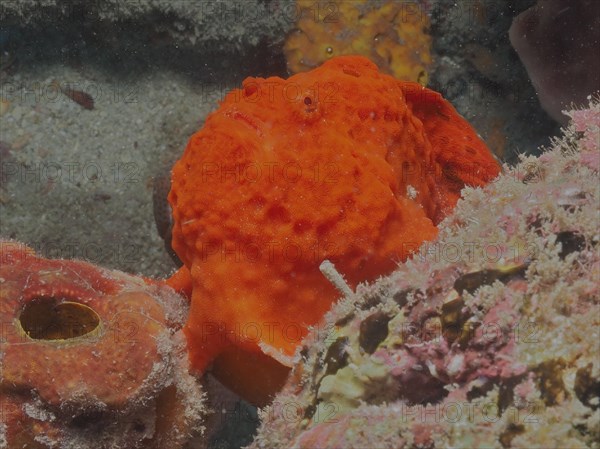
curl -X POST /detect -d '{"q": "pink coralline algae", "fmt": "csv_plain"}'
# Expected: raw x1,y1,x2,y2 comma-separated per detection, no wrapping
248,99,600,449
566,96,600,171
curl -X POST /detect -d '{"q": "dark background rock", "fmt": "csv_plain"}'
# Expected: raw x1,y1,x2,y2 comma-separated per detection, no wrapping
429,0,559,162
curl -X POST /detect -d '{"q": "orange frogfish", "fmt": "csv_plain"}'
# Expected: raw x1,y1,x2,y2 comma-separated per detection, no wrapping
167,55,500,404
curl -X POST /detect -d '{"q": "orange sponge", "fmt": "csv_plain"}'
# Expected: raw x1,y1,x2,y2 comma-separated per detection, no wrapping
285,0,433,85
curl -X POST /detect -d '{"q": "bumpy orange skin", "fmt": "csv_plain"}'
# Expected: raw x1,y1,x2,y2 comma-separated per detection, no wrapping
168,56,500,403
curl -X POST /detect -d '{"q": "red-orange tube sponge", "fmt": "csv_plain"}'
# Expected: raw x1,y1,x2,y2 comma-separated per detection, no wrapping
168,55,500,404
0,240,206,448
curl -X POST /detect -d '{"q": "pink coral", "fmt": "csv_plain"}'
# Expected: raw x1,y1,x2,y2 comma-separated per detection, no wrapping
248,98,600,449
566,95,600,170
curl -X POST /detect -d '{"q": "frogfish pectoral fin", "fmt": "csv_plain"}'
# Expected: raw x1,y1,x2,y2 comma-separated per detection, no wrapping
166,266,193,299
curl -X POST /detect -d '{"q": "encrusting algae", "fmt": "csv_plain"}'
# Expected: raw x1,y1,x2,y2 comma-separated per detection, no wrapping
284,0,433,85
248,96,600,449
166,55,500,404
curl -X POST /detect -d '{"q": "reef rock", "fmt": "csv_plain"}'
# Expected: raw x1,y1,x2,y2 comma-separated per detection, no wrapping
0,0,294,54
248,99,600,449
509,0,600,124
